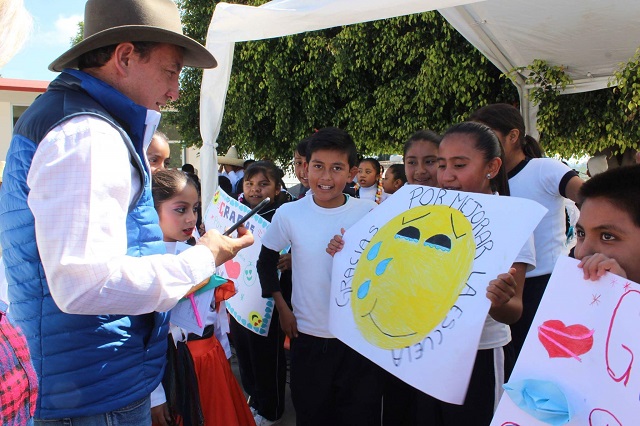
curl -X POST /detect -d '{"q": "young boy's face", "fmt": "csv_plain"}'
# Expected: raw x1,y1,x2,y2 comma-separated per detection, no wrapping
575,196,640,282
382,169,398,194
294,151,309,188
306,149,357,208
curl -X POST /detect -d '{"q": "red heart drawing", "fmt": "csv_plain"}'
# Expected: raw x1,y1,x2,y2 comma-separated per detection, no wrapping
538,319,594,361
224,260,241,279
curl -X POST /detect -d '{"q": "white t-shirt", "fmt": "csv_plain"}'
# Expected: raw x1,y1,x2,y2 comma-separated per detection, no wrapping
261,195,377,338
478,236,536,349
508,158,578,277
358,185,388,203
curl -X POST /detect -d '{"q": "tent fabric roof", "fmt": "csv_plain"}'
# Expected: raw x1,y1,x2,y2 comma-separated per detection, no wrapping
440,0,640,94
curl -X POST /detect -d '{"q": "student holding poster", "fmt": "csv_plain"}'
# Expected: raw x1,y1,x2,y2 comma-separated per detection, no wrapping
257,128,383,425
574,165,640,283
470,104,584,358
491,165,640,425
230,161,293,426
413,122,535,425
150,170,253,426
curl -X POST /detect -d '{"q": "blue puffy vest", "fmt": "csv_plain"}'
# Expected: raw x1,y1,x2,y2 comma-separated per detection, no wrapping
0,70,170,418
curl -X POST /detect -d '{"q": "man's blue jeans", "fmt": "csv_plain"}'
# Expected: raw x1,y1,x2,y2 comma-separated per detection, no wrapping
34,397,150,426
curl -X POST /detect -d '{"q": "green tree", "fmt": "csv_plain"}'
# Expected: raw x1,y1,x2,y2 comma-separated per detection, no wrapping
514,56,640,158
165,0,219,152
71,21,84,46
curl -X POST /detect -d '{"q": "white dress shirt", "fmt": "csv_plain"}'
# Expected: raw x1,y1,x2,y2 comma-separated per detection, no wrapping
26,115,215,315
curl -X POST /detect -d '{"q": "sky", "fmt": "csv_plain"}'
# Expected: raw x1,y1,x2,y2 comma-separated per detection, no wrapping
0,0,86,81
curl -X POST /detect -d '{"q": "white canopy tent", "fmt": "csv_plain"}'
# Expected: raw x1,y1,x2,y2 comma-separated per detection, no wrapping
440,0,640,140
199,0,640,206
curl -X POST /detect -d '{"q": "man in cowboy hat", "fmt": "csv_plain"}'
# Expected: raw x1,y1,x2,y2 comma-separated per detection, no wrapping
218,145,247,193
0,0,253,422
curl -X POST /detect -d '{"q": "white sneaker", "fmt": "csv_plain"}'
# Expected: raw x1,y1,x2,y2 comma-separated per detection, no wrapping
253,414,282,426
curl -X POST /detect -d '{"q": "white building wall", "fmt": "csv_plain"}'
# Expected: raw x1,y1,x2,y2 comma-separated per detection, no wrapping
0,90,43,160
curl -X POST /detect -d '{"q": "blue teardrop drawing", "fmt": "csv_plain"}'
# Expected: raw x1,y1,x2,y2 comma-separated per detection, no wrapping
357,280,371,299
367,241,382,261
375,258,392,276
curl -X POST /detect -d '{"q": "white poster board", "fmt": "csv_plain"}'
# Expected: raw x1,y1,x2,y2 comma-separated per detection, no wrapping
330,185,546,404
492,256,640,425
204,188,274,336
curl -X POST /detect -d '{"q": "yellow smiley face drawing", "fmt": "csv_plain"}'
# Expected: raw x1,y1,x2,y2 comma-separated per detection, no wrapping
352,205,475,349
249,311,263,327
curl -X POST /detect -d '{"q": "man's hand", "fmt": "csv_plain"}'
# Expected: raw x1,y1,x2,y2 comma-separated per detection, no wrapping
197,225,254,266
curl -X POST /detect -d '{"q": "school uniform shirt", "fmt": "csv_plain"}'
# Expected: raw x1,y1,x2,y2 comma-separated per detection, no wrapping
358,184,388,203
508,158,578,277
261,195,377,338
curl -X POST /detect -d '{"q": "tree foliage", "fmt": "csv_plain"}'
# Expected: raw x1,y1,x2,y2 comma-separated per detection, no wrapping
512,54,640,158
173,1,517,165
165,0,215,149
71,21,84,46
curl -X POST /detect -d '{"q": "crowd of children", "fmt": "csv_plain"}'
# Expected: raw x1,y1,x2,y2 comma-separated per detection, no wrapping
5,102,638,425
136,105,640,426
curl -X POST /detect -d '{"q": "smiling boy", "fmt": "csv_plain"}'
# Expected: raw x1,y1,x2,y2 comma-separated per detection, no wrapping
257,127,383,425
574,165,640,283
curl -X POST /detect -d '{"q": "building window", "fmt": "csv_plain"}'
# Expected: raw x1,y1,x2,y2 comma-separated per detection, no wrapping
12,105,28,127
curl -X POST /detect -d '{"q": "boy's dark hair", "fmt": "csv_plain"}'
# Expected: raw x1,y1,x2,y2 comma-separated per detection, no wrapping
387,163,407,184
218,175,233,194
443,122,510,196
579,165,640,227
403,130,441,157
469,103,544,159
306,127,358,168
296,137,311,157
181,163,195,174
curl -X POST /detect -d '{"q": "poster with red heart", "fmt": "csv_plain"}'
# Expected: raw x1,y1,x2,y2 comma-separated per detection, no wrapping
491,256,640,425
204,188,275,336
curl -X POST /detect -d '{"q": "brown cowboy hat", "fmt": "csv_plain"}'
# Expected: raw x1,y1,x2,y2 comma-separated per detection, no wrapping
49,0,216,72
